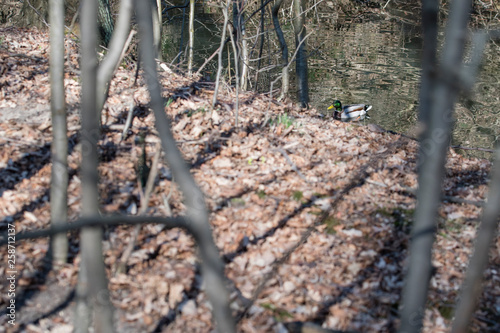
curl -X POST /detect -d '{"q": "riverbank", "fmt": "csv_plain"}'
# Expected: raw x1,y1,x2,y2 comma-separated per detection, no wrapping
0,27,498,333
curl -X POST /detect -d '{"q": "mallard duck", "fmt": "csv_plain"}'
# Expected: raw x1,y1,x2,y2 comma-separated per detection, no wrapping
328,100,372,121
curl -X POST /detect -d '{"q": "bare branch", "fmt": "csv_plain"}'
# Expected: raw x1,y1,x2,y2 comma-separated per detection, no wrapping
451,147,500,332
134,0,236,331
0,216,191,246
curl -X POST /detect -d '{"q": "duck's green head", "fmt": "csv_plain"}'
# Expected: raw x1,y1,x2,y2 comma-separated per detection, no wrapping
327,100,342,111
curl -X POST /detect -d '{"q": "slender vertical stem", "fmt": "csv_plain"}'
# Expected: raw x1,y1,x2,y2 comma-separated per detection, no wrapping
188,0,195,74
76,0,114,331
451,151,500,332
134,1,235,330
212,0,230,108
399,0,473,331
49,0,68,265
226,14,239,127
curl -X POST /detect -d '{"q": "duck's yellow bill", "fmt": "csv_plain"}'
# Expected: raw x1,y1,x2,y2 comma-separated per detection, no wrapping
327,105,334,110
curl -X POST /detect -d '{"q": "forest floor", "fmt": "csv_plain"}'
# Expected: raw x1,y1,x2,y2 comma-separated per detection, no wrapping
1,27,500,333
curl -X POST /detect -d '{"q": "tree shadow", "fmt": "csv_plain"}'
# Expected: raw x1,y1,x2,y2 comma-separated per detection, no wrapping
0,133,78,198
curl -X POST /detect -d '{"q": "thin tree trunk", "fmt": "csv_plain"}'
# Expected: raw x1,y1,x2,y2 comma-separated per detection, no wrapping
49,0,68,265
178,2,187,65
239,3,248,91
98,0,114,47
212,0,230,108
134,1,236,331
226,16,240,127
188,0,195,74
157,0,162,59
151,0,162,60
292,0,309,108
232,0,248,90
96,0,134,123
254,0,266,86
240,31,249,90
417,0,439,131
398,0,473,331
451,147,500,332
272,0,288,100
75,0,114,331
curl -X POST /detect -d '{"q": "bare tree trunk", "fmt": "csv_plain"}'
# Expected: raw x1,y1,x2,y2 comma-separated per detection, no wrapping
292,0,308,107
96,0,134,123
75,0,114,331
240,29,249,91
226,14,240,127
398,0,473,331
254,0,266,86
98,0,114,47
151,0,162,60
452,147,500,332
232,0,248,91
49,0,68,265
134,1,236,331
417,0,439,131
17,0,49,29
188,0,195,74
272,0,289,100
212,0,230,108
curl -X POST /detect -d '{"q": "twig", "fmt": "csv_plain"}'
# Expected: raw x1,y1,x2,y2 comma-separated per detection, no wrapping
120,99,135,141
24,0,49,28
0,136,44,147
115,29,136,74
195,45,222,76
401,186,485,207
272,147,308,182
451,145,494,153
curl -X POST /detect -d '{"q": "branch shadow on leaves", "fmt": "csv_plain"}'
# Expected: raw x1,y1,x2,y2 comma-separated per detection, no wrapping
231,137,409,329
151,263,202,332
0,166,79,320
0,133,78,198
15,288,76,331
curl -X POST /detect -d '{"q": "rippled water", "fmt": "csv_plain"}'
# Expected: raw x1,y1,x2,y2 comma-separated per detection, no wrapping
162,10,500,159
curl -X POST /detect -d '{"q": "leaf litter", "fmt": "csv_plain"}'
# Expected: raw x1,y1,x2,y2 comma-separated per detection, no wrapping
0,27,499,333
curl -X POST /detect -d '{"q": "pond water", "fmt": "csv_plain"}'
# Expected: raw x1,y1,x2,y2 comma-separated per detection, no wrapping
161,8,500,160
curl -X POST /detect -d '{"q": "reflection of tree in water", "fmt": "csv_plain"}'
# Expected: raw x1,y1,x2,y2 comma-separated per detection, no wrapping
158,3,499,158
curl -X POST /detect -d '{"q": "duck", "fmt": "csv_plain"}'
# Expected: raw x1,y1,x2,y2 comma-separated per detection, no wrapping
328,100,372,121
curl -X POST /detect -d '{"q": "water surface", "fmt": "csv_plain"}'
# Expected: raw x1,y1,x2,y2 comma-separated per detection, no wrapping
161,9,500,159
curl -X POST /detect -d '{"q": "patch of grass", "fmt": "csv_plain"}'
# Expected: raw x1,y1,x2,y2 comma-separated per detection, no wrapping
374,207,414,231
375,207,394,217
292,190,303,201
270,113,295,128
260,303,294,322
256,190,266,199
165,98,174,107
323,215,341,234
187,107,207,117
437,302,455,320
230,197,245,207
444,219,464,233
